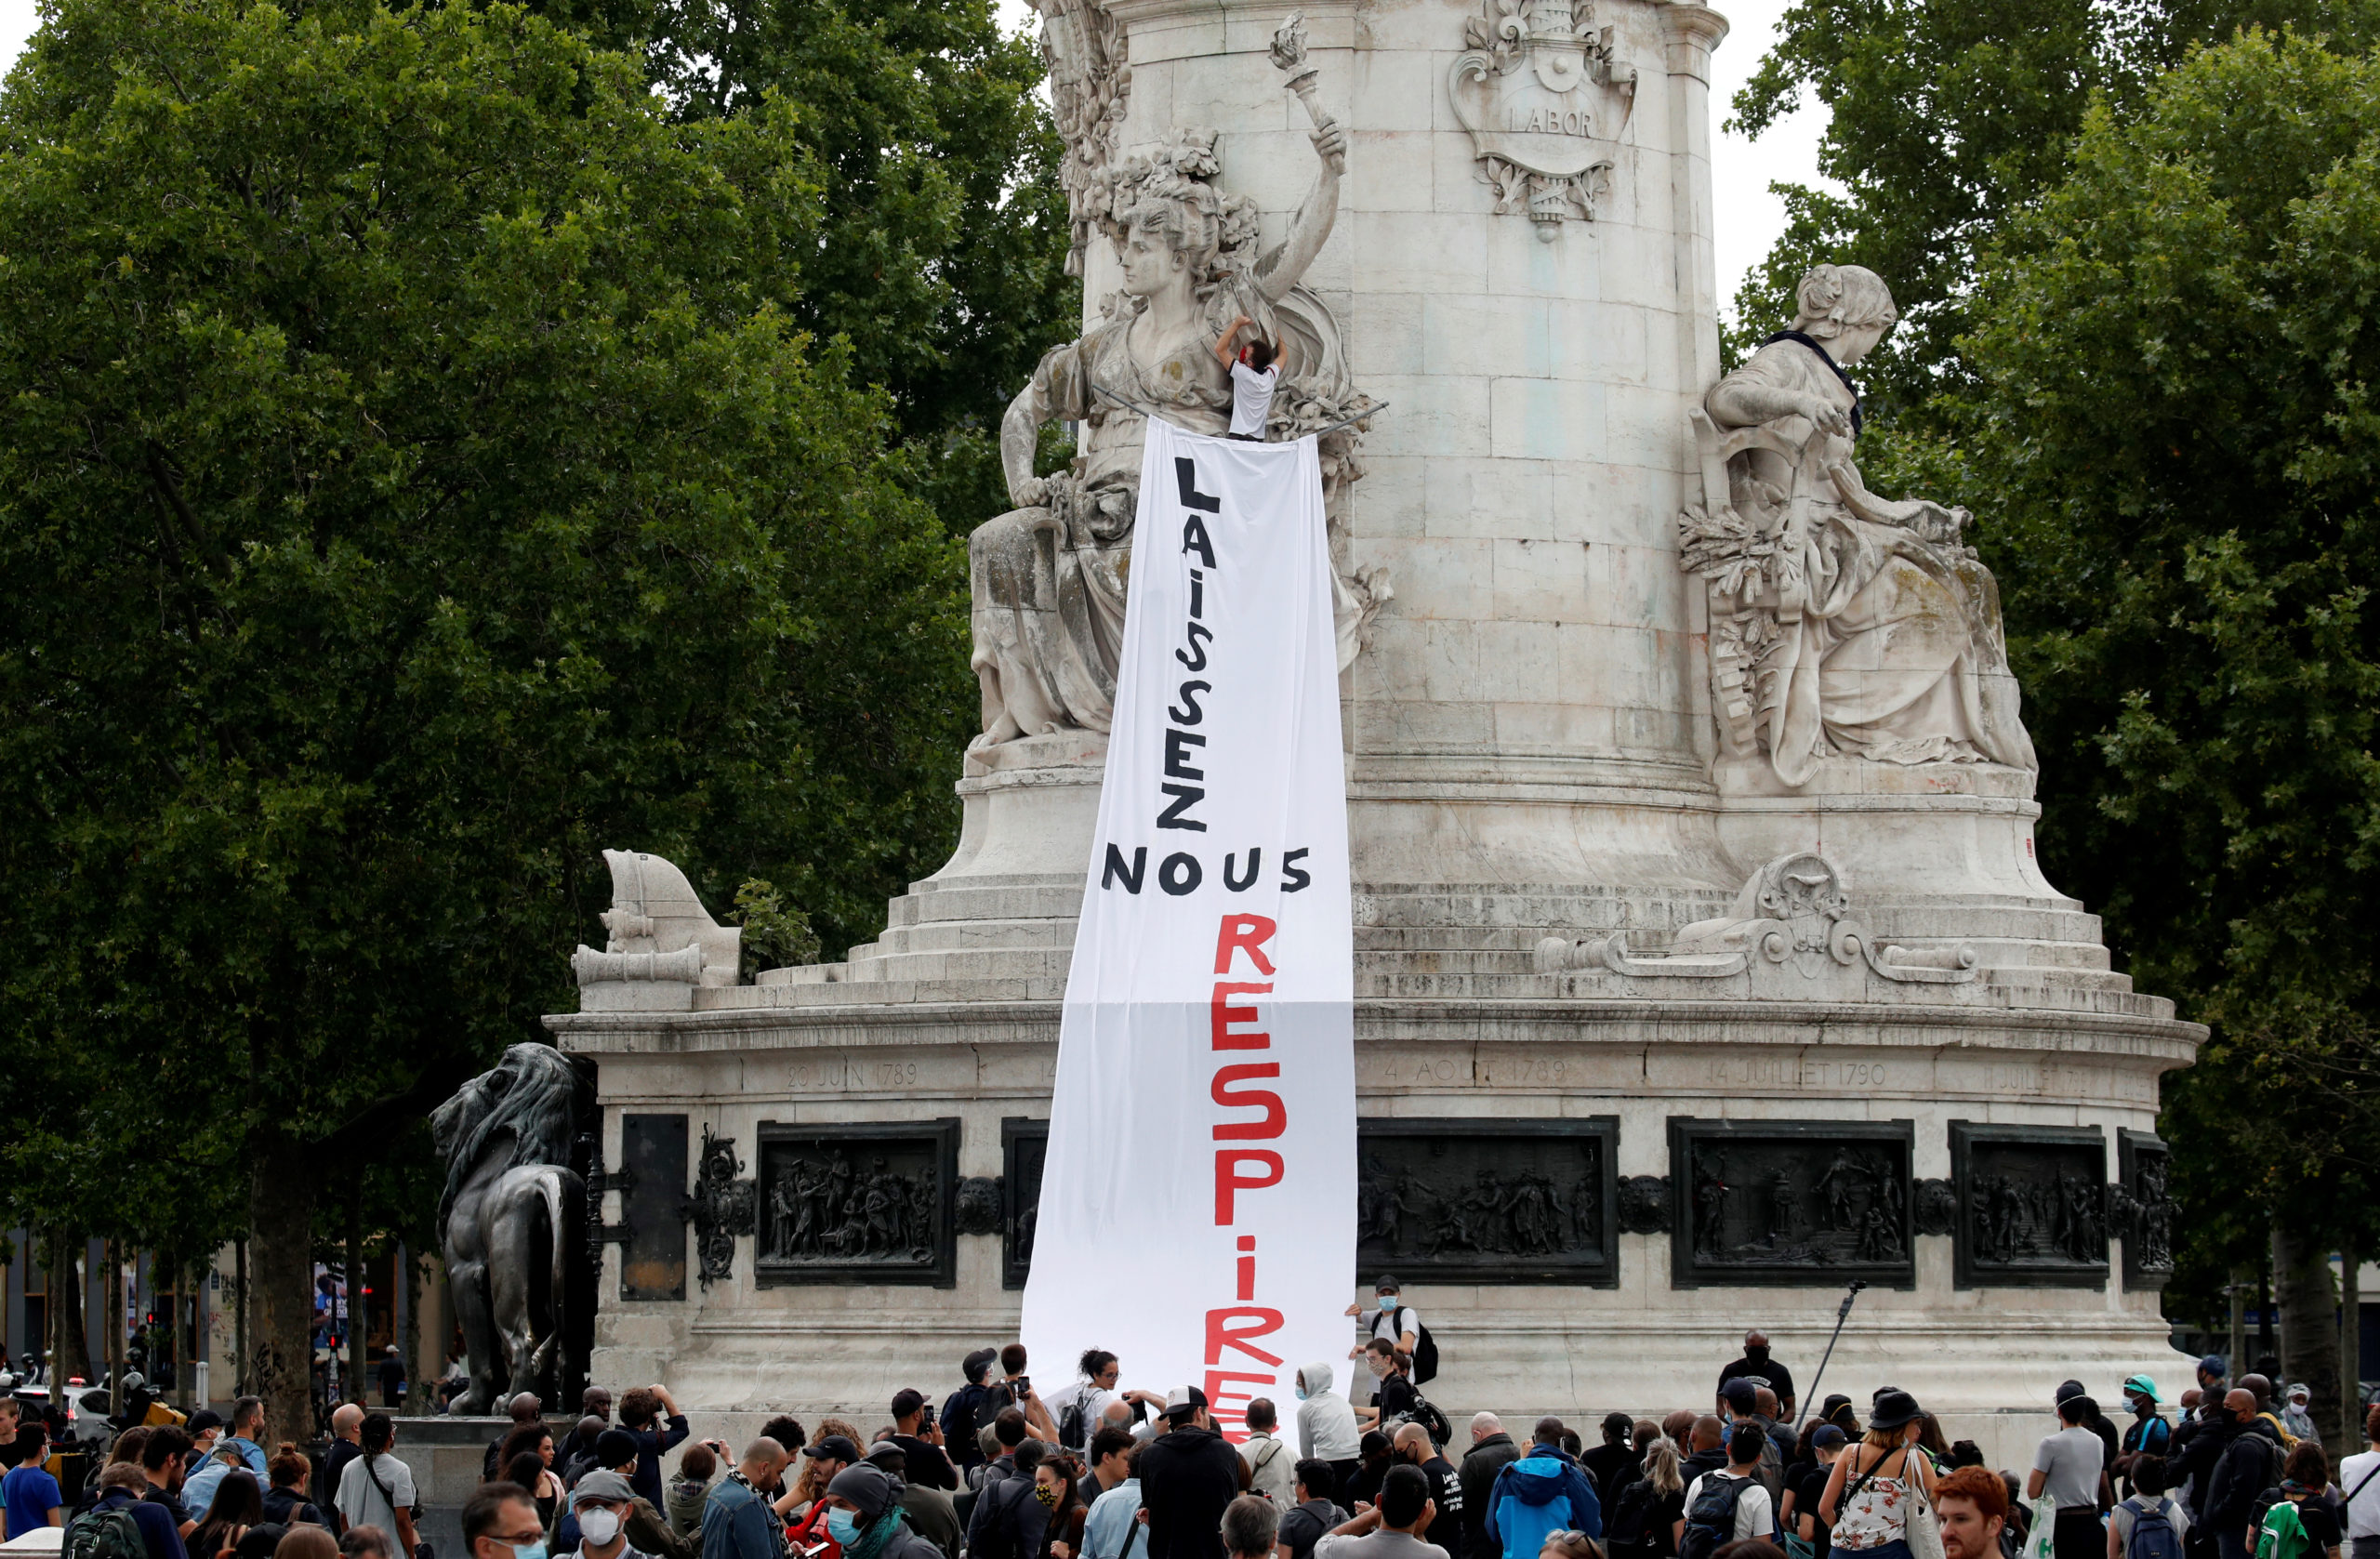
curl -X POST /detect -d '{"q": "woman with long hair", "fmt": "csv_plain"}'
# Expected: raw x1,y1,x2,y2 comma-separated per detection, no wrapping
192,1470,267,1559
1819,1394,1937,1559
1037,1455,1086,1559
499,1427,562,1530
1612,1435,1686,1559
261,1445,324,1528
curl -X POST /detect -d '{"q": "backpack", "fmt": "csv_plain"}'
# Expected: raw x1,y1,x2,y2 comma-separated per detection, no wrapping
971,1476,1037,1559
1055,1388,1090,1455
1605,1480,1663,1559
1393,1309,1439,1386
1679,1475,1752,1559
2126,1499,2186,1559
1407,1393,1453,1449
65,1501,149,1559
2254,1499,2311,1559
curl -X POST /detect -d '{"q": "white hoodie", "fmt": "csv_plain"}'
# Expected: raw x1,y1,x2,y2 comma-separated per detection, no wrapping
1296,1360,1363,1461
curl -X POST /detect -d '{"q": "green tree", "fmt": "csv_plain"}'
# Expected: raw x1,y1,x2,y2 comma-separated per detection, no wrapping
0,0,969,1434
1952,28,2380,1425
1723,0,2368,417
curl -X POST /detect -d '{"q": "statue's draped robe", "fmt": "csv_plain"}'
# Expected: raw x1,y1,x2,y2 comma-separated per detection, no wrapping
970,317,1231,740
1709,340,2037,785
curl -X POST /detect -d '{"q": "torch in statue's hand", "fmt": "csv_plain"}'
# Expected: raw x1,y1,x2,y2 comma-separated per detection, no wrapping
1271,12,1343,170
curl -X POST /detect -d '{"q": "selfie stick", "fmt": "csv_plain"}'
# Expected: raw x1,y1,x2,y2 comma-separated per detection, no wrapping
1800,1278,1867,1418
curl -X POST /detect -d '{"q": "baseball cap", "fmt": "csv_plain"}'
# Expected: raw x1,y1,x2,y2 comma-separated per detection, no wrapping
1720,1379,1758,1411
1375,1275,1401,1293
2199,1354,2228,1377
1164,1385,1210,1420
2122,1376,2160,1402
188,1410,224,1436
892,1389,928,1420
804,1433,863,1462
596,1429,641,1469
2055,1380,2085,1404
964,1348,999,1384
1812,1426,1847,1450
572,1472,635,1510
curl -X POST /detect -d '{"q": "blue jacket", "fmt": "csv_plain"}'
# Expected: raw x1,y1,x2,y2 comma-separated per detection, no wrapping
1487,1453,1604,1559
701,1476,782,1559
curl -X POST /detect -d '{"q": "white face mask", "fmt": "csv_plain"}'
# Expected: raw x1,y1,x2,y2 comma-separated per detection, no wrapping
578,1510,623,1547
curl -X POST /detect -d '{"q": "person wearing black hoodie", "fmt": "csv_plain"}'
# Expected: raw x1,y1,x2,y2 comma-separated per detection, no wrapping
2205,1392,2286,1559
1681,1421,1728,1487
1138,1390,1248,1559
1583,1417,1643,1516
1458,1417,1521,1559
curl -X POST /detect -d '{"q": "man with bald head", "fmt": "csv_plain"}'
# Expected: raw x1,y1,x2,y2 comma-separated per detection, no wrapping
483,1392,544,1479
2206,1390,2287,1559
702,1439,792,1559
1717,1331,1796,1422
1459,1415,1518,1559
1393,1423,1462,1541
1683,1418,1728,1483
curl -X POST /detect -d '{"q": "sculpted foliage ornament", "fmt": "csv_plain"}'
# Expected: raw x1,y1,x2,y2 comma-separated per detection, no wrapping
1450,0,1636,234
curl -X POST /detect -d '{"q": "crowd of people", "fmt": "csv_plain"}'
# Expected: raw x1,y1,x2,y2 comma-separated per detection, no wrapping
0,1317,2373,1559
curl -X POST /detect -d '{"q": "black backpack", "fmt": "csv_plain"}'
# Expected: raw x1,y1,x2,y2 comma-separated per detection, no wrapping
1407,1393,1453,1448
972,1476,1037,1559
1605,1480,1664,1559
1679,1474,1752,1559
1056,1390,1091,1454
1393,1307,1440,1385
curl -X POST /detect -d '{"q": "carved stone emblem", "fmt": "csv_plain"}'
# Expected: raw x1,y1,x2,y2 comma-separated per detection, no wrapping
954,1175,1005,1237
1449,0,1635,234
1669,1119,1915,1288
686,1126,757,1290
1913,1178,1959,1238
753,1120,959,1288
1617,1175,1673,1235
1949,1122,2109,1288
1355,1119,1617,1286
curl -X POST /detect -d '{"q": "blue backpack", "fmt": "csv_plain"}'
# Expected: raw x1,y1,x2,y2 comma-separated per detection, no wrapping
2127,1499,2186,1559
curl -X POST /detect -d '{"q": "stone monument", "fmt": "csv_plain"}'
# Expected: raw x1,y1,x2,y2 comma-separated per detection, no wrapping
549,0,2200,1464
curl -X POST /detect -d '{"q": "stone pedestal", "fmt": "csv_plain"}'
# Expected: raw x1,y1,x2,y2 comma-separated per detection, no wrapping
548,0,2202,1469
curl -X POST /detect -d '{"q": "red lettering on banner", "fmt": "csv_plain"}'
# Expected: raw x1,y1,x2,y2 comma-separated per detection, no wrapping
1204,1305,1287,1367
1210,1064,1286,1139
1213,915,1278,975
1210,983,1272,1050
1204,1370,1275,1441
1214,1149,1283,1222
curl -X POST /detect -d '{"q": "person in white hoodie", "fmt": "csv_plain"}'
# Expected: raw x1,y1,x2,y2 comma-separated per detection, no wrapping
1297,1362,1365,1503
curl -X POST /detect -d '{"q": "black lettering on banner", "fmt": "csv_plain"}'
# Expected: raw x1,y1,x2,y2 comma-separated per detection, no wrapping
1170,680,1210,725
1165,729,1208,781
1159,852,1204,895
1157,785,1209,831
1280,847,1312,892
1175,456,1223,511
1102,844,1147,893
1224,849,1262,892
1176,621,1213,672
1189,572,1205,619
1182,513,1217,570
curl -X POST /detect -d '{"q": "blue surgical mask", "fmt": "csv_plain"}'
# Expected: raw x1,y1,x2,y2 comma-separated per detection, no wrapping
1294,1382,1310,1401
510,1543,548,1559
827,1509,862,1547
1377,1295,1396,1312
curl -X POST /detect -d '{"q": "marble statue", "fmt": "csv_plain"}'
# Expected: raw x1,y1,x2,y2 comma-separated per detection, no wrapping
969,19,1385,746
430,1042,589,1413
1680,265,2037,786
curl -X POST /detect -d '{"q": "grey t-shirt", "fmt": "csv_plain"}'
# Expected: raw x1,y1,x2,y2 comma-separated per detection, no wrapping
2033,1427,2105,1510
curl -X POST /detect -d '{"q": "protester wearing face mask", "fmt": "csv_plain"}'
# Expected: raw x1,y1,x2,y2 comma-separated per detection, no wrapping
467,1483,549,1559
1343,1281,1421,1417
562,1473,648,1559
1294,1366,1364,1500
818,1462,944,1559
1716,1334,1797,1426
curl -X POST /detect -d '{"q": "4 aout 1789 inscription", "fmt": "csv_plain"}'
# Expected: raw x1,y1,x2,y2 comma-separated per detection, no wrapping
752,1119,959,1288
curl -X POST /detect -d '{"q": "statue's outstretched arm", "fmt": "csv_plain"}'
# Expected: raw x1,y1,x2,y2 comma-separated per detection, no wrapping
1256,121,1348,302
1002,379,1049,509
1708,375,1848,438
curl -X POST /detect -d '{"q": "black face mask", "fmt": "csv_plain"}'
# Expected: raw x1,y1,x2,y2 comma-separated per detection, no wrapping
1744,1345,1770,1364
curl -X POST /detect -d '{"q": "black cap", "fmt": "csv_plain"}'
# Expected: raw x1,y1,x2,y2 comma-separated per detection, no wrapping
964,1348,998,1384
1870,1390,1923,1431
188,1410,225,1435
1375,1275,1401,1293
596,1428,641,1468
892,1389,927,1420
804,1433,863,1462
1720,1379,1758,1411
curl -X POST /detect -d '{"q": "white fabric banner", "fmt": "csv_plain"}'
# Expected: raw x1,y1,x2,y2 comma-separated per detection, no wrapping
1020,418,1355,1439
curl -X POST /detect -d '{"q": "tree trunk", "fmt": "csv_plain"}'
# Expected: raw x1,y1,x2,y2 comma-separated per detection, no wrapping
234,1237,249,1397
403,1249,425,1417
344,1183,367,1411
2230,1262,2252,1382
247,1128,319,1447
49,1230,92,1385
2342,1246,2362,1448
105,1241,125,1414
2275,1222,2339,1432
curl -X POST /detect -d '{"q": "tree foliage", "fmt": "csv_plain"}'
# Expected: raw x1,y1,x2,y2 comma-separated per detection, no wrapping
1950,30,2380,1269
0,0,972,1418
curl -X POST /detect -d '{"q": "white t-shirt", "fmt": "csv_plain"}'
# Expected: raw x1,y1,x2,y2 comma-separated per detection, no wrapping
2339,1449,2380,1538
1684,1472,1776,1541
2034,1426,2105,1510
1047,1381,1121,1448
1229,362,1279,437
335,1451,416,1538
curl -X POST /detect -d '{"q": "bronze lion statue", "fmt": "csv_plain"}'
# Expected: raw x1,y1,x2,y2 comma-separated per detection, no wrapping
430,1042,588,1414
